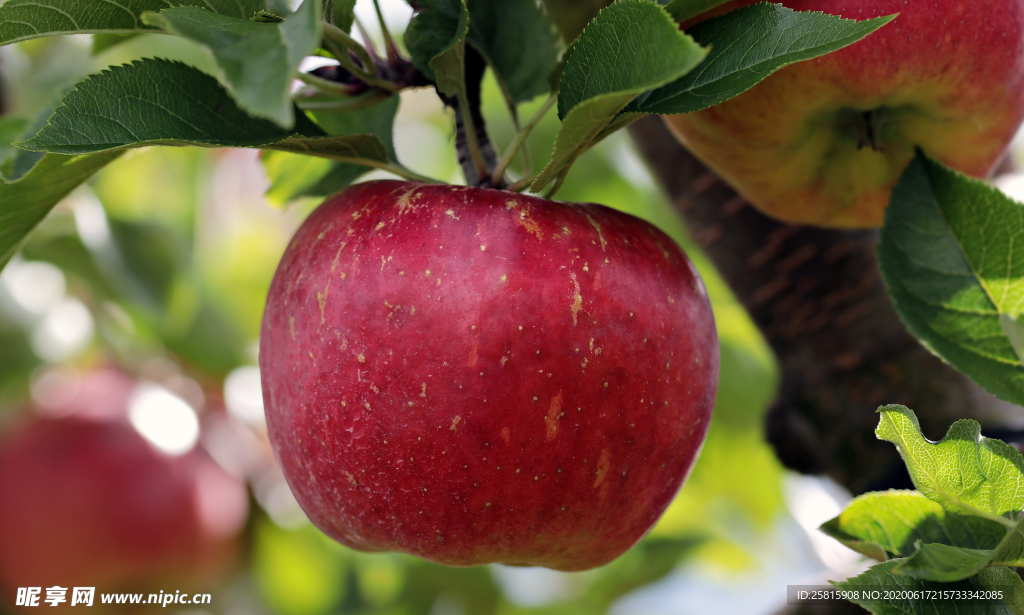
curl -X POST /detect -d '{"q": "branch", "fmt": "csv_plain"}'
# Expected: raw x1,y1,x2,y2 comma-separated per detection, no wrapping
443,46,500,187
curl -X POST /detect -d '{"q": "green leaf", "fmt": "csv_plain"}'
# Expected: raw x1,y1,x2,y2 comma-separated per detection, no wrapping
405,0,470,97
1,102,65,182
270,133,388,162
19,59,390,167
3,149,45,184
821,490,1007,562
530,0,706,192
21,59,304,152
898,542,1002,582
142,0,322,128
879,153,1024,404
875,405,1024,519
630,4,894,114
325,0,357,31
467,0,560,104
91,33,141,55
0,323,39,405
262,152,337,205
263,0,294,16
836,560,1024,615
0,117,28,172
662,0,731,22
311,96,400,160
0,0,263,46
894,512,1024,582
262,95,400,203
556,0,705,118
0,152,121,271
895,523,1024,582
824,409,1024,583
993,524,1024,568
1002,314,1024,366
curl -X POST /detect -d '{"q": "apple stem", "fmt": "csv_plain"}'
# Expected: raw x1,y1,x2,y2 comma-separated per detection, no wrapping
448,48,503,188
505,177,532,192
454,96,494,185
864,111,878,150
544,167,570,199
855,109,882,151
492,94,557,188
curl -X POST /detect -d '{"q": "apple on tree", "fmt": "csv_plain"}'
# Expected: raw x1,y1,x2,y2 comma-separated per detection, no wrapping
665,0,1024,228
0,370,249,605
259,181,719,571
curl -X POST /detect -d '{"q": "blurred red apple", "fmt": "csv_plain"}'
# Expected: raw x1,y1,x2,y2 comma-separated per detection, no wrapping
0,370,249,603
665,0,1024,228
260,181,718,571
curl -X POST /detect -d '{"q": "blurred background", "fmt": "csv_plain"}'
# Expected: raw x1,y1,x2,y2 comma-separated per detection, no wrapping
8,2,1018,613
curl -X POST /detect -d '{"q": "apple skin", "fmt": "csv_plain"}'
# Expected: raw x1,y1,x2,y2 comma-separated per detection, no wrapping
0,374,248,604
665,0,1024,228
259,180,718,571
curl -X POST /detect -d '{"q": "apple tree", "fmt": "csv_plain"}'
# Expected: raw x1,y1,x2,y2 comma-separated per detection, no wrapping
1,0,1024,613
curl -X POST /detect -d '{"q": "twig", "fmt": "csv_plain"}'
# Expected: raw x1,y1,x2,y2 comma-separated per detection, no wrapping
371,0,401,63
492,94,556,185
446,47,500,187
322,22,401,92
455,93,489,184
296,71,362,95
543,167,569,199
505,177,533,192
353,15,381,63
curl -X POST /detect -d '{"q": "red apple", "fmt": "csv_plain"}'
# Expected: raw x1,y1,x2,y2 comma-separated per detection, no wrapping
259,180,718,571
0,372,248,601
665,0,1024,228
